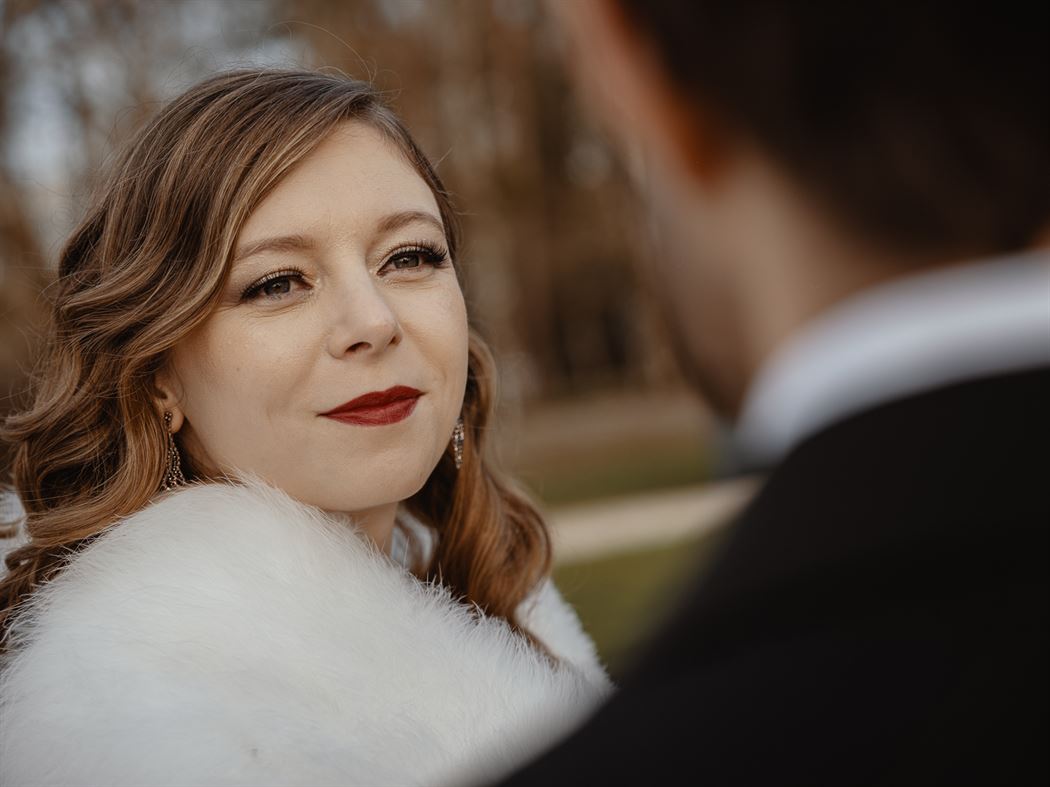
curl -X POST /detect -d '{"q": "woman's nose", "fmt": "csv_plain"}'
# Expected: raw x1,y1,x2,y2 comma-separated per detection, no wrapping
325,278,402,359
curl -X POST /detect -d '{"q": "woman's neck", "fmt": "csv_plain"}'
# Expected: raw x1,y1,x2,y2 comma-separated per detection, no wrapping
328,501,399,554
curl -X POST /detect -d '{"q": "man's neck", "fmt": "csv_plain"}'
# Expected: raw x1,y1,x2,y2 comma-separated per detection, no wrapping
728,165,969,388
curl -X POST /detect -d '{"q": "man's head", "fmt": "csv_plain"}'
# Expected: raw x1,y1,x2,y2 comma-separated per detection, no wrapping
554,1,1049,415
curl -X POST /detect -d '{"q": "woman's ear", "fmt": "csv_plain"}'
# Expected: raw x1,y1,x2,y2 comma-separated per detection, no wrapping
152,368,185,433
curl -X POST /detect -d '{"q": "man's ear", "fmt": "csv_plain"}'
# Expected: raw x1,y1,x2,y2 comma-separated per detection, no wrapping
551,0,731,185
152,368,185,433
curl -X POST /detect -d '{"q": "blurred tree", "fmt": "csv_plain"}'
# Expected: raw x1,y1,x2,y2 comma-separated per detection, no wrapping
1,0,49,473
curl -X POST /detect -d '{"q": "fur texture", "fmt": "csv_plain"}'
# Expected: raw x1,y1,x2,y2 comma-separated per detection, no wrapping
0,481,612,786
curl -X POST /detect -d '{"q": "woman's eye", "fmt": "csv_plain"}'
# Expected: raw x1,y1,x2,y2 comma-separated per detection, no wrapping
242,271,306,301
390,252,425,270
380,244,449,276
262,278,293,296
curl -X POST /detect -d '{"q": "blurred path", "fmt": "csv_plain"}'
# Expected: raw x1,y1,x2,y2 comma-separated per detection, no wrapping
548,475,763,564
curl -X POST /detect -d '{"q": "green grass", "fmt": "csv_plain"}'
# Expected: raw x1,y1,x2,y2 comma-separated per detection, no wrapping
553,525,730,682
518,439,709,507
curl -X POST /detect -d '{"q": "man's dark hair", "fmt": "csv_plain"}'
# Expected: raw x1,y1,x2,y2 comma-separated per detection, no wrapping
618,1,1049,257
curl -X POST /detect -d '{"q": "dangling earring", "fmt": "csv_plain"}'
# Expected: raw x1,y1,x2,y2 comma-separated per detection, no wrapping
162,410,187,491
452,417,465,471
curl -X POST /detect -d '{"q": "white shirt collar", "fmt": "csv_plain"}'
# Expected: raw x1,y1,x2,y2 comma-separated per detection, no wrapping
735,248,1050,466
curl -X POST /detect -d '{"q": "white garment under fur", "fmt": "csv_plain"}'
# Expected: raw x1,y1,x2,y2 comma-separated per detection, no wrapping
0,481,612,787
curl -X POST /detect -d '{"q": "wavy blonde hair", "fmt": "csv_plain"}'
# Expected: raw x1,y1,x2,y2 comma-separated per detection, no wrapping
0,69,551,654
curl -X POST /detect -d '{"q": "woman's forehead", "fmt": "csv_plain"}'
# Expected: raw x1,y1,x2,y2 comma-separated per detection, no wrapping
238,122,440,245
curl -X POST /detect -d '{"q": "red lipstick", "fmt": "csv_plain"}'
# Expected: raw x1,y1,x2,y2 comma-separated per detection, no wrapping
321,386,423,426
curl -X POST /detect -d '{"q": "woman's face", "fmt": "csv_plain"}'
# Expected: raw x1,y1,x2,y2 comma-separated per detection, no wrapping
160,121,469,515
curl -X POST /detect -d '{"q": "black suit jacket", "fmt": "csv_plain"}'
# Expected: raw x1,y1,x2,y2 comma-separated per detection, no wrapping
497,368,1049,785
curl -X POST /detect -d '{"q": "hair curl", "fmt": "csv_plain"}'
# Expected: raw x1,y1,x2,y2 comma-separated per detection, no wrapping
0,69,551,655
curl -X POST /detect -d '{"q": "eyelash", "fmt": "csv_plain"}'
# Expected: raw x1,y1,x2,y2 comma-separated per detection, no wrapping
381,240,450,275
238,240,451,301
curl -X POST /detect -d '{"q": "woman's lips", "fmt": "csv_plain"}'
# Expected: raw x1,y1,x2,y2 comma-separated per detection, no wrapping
321,386,423,427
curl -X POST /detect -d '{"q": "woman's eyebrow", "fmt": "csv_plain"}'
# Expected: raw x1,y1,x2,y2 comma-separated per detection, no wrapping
376,210,444,236
232,211,443,264
233,233,315,264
